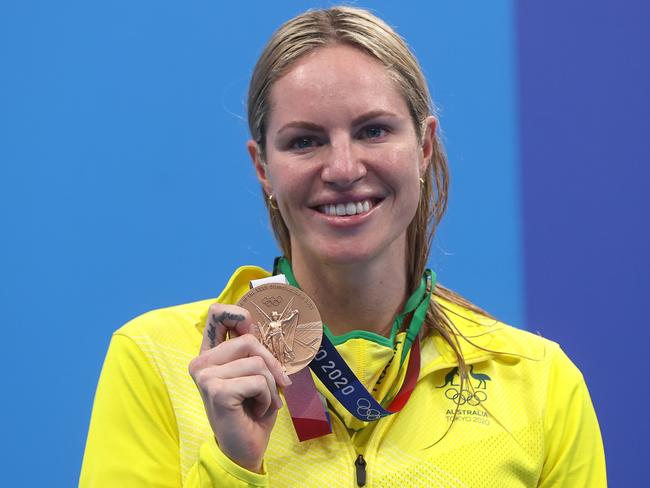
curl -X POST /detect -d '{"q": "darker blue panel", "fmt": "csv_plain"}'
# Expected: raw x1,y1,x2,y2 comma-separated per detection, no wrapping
517,1,650,485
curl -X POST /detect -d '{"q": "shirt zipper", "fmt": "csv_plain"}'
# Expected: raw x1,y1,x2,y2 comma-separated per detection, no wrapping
355,454,367,486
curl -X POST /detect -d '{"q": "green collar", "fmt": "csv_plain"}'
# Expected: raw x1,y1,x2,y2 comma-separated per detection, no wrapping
274,257,435,362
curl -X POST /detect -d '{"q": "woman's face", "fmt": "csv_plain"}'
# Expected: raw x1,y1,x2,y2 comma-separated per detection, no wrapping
250,44,435,269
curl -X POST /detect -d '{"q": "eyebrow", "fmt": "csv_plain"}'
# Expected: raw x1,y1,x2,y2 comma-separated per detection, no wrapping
276,109,399,135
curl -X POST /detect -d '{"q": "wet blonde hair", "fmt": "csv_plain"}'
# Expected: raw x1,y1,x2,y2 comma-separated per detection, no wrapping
247,7,494,411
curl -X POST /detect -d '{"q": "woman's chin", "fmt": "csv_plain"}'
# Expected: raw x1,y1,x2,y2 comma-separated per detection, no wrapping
296,240,397,269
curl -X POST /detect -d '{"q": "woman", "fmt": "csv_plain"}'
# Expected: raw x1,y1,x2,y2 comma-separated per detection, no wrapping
80,6,606,487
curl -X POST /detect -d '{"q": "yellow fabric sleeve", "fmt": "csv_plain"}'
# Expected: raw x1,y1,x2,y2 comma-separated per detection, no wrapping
79,334,268,487
538,347,607,487
184,438,268,487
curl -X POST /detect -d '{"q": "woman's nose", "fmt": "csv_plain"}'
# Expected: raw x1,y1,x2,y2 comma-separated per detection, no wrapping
321,136,367,188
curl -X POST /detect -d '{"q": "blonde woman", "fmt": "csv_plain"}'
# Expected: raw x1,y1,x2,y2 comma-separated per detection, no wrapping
81,7,606,487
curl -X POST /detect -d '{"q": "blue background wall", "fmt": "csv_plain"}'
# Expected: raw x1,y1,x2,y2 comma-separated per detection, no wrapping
0,1,645,486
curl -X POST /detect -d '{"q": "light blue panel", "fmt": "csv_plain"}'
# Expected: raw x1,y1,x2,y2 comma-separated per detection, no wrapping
0,1,519,485
369,2,522,325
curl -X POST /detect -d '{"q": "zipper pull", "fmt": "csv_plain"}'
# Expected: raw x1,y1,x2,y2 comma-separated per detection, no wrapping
355,454,367,486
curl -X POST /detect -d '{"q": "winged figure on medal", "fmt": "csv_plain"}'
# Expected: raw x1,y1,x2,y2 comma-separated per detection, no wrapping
252,297,321,372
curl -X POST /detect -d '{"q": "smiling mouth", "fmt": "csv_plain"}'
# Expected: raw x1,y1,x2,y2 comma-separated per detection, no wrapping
316,199,379,217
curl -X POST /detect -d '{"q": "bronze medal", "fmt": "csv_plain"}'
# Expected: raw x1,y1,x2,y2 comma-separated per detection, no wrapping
237,283,323,374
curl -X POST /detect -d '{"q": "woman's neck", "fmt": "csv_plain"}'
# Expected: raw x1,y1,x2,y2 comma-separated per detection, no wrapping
290,249,409,338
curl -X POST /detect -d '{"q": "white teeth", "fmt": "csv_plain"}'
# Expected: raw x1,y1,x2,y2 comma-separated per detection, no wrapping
320,199,374,216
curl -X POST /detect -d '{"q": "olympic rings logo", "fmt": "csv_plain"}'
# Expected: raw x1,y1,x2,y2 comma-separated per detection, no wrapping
356,398,382,421
262,296,283,307
444,387,487,406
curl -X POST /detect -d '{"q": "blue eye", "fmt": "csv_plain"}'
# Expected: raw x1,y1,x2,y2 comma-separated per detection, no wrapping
361,126,388,139
290,136,317,150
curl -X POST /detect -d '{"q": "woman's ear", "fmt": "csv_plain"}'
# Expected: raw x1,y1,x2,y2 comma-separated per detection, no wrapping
247,140,272,195
420,116,438,175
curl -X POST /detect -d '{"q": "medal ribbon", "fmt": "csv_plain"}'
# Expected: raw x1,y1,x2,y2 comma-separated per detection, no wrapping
248,273,332,442
275,257,435,423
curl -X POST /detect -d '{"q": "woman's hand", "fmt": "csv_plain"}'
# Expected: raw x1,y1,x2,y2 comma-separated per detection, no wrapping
189,303,292,473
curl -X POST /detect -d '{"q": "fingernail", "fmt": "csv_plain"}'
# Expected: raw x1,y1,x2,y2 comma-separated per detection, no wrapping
283,373,292,386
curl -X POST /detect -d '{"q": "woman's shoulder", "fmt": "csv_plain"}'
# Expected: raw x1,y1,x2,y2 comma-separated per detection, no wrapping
113,264,271,349
108,299,212,367
433,296,561,362
433,296,589,391
436,297,590,397
116,298,213,340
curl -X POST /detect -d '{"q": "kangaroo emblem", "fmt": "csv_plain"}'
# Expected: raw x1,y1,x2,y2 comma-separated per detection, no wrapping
437,367,459,388
469,365,492,389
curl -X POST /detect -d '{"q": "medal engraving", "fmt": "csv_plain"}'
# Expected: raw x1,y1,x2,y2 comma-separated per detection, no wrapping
237,283,323,374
